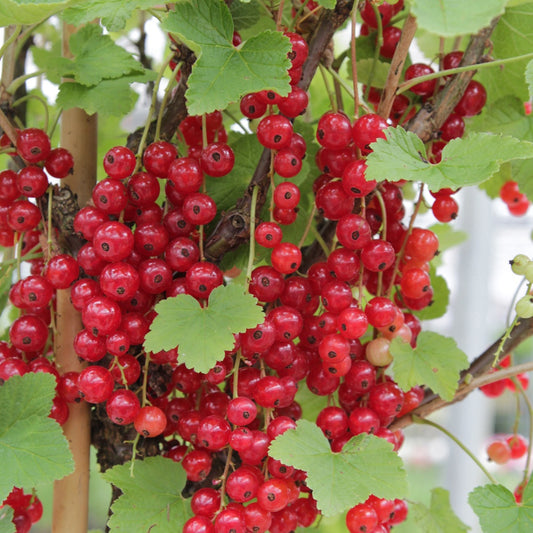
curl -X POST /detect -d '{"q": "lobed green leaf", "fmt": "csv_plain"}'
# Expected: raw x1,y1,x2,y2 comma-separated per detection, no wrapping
390,331,469,401
366,127,533,192
163,0,291,114
0,507,15,533
469,479,533,532
62,0,161,31
103,457,191,532
144,283,264,374
0,374,74,502
269,420,407,517
411,0,507,37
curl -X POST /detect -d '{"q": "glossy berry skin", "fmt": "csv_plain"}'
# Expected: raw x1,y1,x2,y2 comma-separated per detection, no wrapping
316,111,352,149
92,178,128,214
346,503,379,533
240,93,267,118
432,194,458,222
93,221,134,262
255,221,283,248
16,128,51,163
82,295,122,336
317,406,349,439
278,86,308,118
168,157,203,194
368,381,405,422
400,268,431,299
271,242,302,274
336,214,373,251
9,315,48,353
226,466,262,502
44,254,79,289
360,0,393,28
274,149,302,178
183,516,214,533
342,160,376,198
200,142,235,177
7,200,42,232
405,228,439,262
506,434,528,459
16,166,49,198
257,479,290,512
405,63,436,97
274,182,300,209
454,80,487,117
256,115,293,149
106,389,140,425
142,141,177,178
78,366,114,404
285,31,308,68
45,147,74,178
381,26,402,58
487,440,512,464
315,181,354,220
227,396,258,426
99,262,140,302
185,261,224,299
352,113,388,154
165,236,200,272
361,239,396,272
348,407,381,435
103,146,136,179
182,192,217,226
440,113,465,141
134,405,167,437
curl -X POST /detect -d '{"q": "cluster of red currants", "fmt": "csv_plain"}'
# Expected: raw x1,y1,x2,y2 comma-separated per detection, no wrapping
0,488,43,533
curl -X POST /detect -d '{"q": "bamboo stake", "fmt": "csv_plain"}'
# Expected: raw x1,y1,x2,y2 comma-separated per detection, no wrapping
52,22,96,533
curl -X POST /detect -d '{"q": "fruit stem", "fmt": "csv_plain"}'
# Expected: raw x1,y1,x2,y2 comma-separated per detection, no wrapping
0,25,21,61
364,2,384,100
513,378,533,487
246,185,259,284
141,350,152,407
386,183,424,297
12,93,50,133
397,51,533,95
413,415,497,484
289,0,312,32
297,204,317,249
218,447,234,509
319,63,337,111
134,51,175,172
0,106,18,146
350,1,360,120
377,14,417,119
155,61,181,142
492,314,521,368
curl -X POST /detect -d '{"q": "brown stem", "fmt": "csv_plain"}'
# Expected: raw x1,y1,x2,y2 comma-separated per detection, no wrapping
406,17,499,142
51,23,96,533
377,15,417,119
389,317,533,431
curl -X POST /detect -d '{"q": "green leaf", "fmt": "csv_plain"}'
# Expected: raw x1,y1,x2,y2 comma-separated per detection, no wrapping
269,419,407,517
412,268,450,321
410,0,507,37
469,479,533,533
477,4,533,105
229,0,261,30
144,283,264,373
365,127,533,192
163,0,291,115
0,0,81,25
56,71,156,116
0,374,74,502
356,58,391,89
103,457,191,532
390,331,469,401
316,0,336,8
0,507,15,533
394,488,469,533
62,0,161,31
68,25,145,86
429,223,468,255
